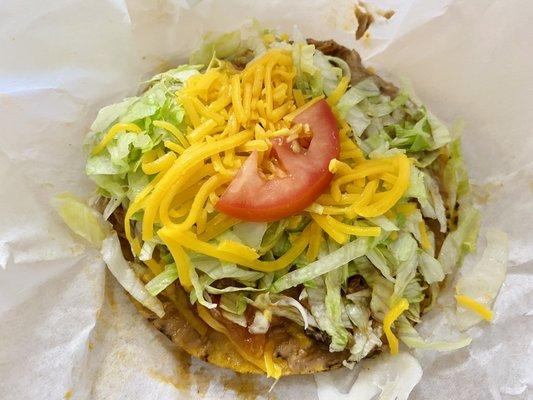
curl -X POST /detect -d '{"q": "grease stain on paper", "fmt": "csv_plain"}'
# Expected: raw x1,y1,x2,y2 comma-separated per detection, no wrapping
148,351,213,396
222,374,273,400
471,181,503,205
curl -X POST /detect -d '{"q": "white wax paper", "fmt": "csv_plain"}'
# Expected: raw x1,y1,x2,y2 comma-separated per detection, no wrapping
0,0,532,399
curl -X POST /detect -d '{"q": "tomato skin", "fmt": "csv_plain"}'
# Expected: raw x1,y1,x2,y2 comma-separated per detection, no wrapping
216,100,340,222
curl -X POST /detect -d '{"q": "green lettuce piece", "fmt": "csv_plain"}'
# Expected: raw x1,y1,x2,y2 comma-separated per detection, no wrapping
308,278,350,351
259,219,289,253
442,139,470,212
251,293,314,329
271,238,369,293
337,78,380,117
348,328,383,364
370,276,394,319
403,278,425,322
145,264,179,296
367,215,399,232
345,106,371,137
120,82,167,123
232,222,268,249
422,170,447,233
90,97,138,133
398,317,471,351
205,285,263,295
438,205,481,273
427,112,452,150
52,193,110,247
455,229,508,331
188,262,217,309
389,233,419,305
220,310,248,327
101,233,165,317
148,64,203,84
189,30,245,65
249,310,270,334
219,292,247,315
345,290,383,363
325,262,347,342
190,253,264,282
389,232,418,263
139,239,158,261
292,43,320,96
418,251,445,284
366,247,395,281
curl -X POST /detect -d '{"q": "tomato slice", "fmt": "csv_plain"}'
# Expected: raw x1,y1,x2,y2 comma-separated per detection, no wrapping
216,99,340,222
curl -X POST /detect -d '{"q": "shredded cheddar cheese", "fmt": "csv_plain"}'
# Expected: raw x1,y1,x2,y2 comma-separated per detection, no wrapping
92,123,142,155
383,298,409,355
455,294,494,321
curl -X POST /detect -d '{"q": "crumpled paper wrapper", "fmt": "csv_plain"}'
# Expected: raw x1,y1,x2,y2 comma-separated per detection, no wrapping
0,0,532,399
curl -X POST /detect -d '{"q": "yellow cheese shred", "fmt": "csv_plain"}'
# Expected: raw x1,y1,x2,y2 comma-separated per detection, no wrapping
142,130,252,240
152,120,189,147
91,123,142,155
383,298,409,355
418,221,431,250
264,339,283,379
142,151,177,175
161,240,192,290
168,174,232,232
163,140,185,154
325,215,381,237
455,294,494,321
327,76,350,106
199,214,240,242
350,154,411,218
311,214,348,245
306,222,323,262
217,240,260,260
158,224,311,272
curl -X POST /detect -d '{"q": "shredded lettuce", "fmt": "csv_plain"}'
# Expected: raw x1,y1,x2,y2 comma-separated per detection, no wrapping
397,317,471,351
308,278,350,351
52,193,109,247
442,139,470,213
221,310,247,327
348,329,383,364
101,234,164,317
189,30,246,65
85,70,190,201
139,239,158,261
418,251,445,284
325,260,348,343
366,247,395,282
251,293,314,329
455,229,508,330
219,292,247,315
89,97,138,134
438,205,481,273
271,238,369,293
191,254,264,282
145,264,179,296
249,310,270,334
337,78,380,117
232,221,268,250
